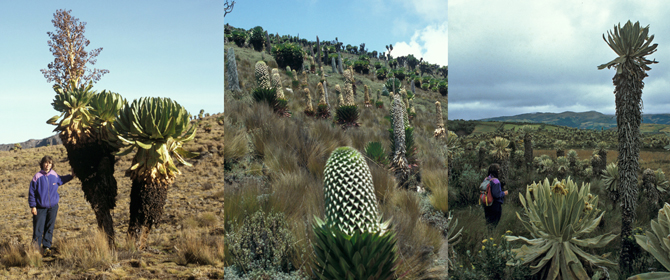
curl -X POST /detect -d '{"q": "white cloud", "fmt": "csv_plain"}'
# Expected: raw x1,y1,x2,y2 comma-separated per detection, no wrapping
393,21,448,66
405,0,448,23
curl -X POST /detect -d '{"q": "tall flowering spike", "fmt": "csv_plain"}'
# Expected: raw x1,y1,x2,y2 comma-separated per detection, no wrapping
392,94,409,179
226,47,241,92
435,101,444,128
317,82,326,105
254,61,271,89
343,69,353,84
364,85,371,107
292,69,298,81
323,146,380,234
344,83,355,106
304,87,314,113
271,72,285,99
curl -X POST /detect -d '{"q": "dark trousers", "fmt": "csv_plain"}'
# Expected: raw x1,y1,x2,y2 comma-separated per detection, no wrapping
33,203,59,249
484,201,502,227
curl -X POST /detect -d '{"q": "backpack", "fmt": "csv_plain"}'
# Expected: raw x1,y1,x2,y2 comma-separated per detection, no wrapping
479,178,494,206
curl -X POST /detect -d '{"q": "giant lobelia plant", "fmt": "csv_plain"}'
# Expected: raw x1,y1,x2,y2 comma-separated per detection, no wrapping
110,97,198,249
506,177,618,280
312,146,397,280
48,79,125,246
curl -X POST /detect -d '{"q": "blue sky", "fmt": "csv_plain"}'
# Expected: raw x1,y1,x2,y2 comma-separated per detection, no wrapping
449,0,670,120
225,0,448,65
0,1,224,144
224,0,448,75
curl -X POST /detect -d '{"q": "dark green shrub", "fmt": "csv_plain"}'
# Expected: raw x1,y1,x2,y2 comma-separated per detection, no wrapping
271,43,304,72
414,78,421,87
353,59,370,74
381,88,389,97
231,30,247,48
375,100,384,108
374,61,383,69
376,67,389,80
421,83,429,90
389,59,398,68
249,26,265,52
438,81,448,96
393,69,406,81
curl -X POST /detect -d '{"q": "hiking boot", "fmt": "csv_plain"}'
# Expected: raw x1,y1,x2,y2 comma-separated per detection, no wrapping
43,247,51,257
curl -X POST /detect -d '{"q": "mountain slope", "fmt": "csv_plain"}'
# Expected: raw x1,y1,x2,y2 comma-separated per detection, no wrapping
478,111,670,130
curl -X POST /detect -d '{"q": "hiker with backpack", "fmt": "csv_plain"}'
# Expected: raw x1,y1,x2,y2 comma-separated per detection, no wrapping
479,163,507,227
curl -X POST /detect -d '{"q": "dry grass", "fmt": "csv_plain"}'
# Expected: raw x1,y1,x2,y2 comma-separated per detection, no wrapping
424,168,449,213
57,228,117,269
0,113,224,277
0,241,42,268
173,230,222,266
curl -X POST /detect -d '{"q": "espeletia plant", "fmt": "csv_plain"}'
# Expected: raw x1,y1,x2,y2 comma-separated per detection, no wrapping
335,83,359,128
630,202,670,279
312,147,398,280
506,177,618,280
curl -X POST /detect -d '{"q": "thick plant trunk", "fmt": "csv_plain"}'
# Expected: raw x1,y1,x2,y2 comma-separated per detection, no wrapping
615,70,642,273
524,133,533,171
128,180,169,250
62,140,117,247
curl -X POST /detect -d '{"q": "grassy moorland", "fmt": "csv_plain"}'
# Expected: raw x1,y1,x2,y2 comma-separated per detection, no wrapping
446,122,670,279
223,36,451,278
0,114,225,279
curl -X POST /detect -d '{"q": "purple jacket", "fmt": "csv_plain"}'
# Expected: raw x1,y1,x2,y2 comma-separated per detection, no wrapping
28,169,73,208
487,175,505,204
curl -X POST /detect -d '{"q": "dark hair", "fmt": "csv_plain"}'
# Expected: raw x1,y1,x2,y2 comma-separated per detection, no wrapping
40,155,54,171
488,163,500,179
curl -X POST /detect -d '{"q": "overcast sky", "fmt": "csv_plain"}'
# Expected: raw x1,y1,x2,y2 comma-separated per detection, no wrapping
448,0,670,120
0,1,223,145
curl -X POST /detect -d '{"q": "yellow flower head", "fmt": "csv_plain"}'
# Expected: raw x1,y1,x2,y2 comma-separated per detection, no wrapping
482,239,487,243
490,237,494,240
493,244,497,247
482,246,486,250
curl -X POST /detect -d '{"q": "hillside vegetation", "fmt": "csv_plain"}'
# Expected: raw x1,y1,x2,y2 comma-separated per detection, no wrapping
224,26,451,279
0,114,225,279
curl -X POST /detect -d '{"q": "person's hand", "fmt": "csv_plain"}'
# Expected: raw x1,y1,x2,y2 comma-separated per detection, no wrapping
504,190,509,195
31,207,37,216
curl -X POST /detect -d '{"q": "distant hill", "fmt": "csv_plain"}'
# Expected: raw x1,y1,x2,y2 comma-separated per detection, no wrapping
478,111,670,130
0,135,62,151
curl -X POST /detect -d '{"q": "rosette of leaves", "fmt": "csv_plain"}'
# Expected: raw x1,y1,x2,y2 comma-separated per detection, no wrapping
384,77,401,94
353,59,370,74
249,26,265,51
111,97,198,248
414,78,422,87
231,30,247,47
48,79,96,146
506,177,618,280
374,61,383,69
629,203,670,280
438,80,448,96
313,146,397,280
421,75,431,85
376,67,389,80
271,42,304,71
392,69,405,81
421,83,430,90
365,141,389,166
601,162,620,204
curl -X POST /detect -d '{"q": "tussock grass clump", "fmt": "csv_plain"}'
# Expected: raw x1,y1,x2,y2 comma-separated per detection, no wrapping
57,228,117,269
424,168,449,213
0,241,42,268
173,230,221,266
223,122,248,168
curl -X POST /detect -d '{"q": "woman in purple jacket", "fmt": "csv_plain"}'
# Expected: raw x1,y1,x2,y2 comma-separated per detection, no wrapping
28,155,73,254
484,163,508,227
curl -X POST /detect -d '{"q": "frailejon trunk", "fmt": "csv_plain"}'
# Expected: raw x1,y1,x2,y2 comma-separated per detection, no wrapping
63,140,117,246
128,179,169,250
615,68,643,273
524,133,533,171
